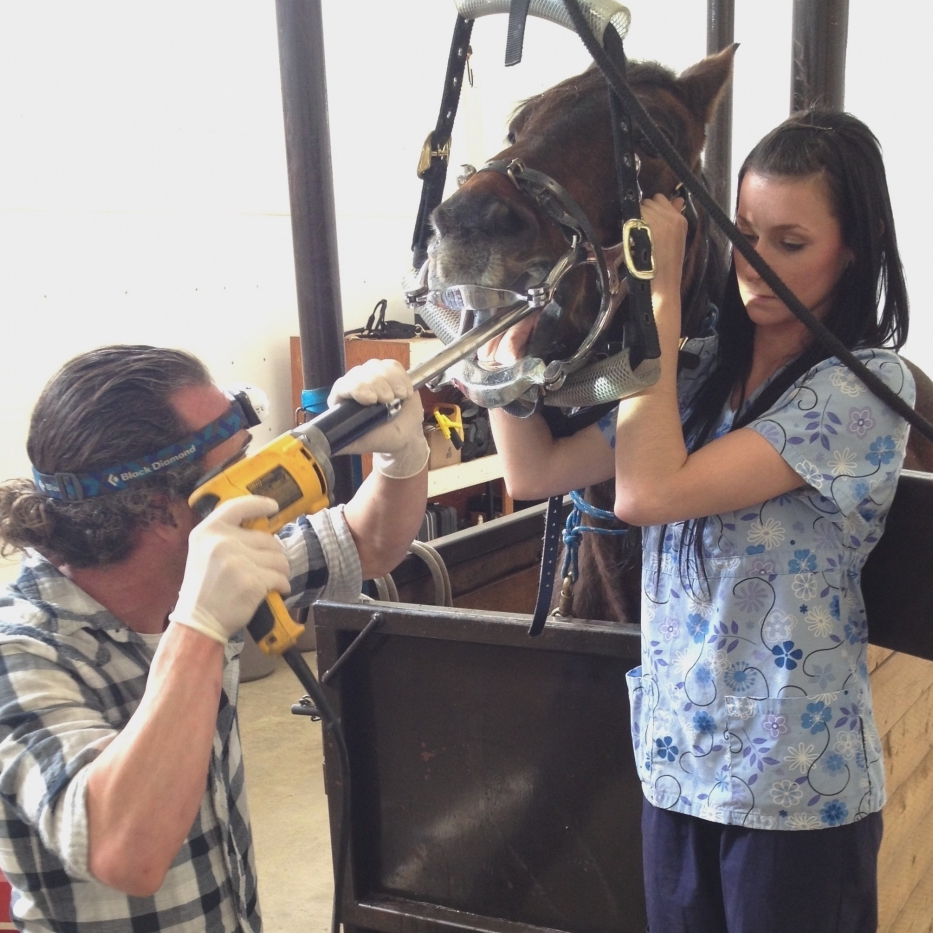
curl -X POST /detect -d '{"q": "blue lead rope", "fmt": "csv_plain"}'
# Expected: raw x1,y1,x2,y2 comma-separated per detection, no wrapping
529,488,630,637
560,489,630,584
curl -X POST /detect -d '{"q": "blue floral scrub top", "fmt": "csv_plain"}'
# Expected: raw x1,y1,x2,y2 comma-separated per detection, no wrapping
598,338,915,830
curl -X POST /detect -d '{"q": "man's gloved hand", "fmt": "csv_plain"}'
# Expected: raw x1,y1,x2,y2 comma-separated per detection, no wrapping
327,359,430,480
169,496,291,645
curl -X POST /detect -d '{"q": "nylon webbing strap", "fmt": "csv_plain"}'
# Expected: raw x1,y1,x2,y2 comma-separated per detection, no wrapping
411,15,474,269
605,26,659,371
529,494,567,636
540,401,616,439
504,0,531,66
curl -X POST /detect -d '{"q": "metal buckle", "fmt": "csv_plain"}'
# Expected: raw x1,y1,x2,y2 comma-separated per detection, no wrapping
417,133,451,179
505,158,526,189
622,218,656,281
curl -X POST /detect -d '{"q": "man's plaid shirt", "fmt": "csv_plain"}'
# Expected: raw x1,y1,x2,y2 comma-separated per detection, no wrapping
0,506,361,932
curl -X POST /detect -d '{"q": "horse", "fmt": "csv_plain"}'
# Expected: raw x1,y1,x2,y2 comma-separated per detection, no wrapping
425,47,933,626
430,48,735,371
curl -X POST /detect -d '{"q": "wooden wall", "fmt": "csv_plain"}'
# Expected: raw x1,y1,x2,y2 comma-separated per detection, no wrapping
393,508,933,932
868,645,933,932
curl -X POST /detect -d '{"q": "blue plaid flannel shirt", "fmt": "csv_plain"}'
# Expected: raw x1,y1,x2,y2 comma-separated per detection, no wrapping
0,506,361,932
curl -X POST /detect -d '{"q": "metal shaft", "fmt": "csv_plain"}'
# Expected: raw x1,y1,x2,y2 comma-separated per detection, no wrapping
791,0,849,112
299,302,540,456
407,302,540,389
706,0,735,215
275,0,353,503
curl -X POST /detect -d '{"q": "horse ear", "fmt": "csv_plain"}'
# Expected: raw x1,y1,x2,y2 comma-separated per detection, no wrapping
677,43,738,125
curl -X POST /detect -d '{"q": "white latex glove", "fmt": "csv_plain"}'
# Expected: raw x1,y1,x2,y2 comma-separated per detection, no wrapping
169,496,291,645
327,359,430,479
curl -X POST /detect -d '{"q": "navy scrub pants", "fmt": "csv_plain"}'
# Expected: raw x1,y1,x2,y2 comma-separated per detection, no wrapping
642,801,883,933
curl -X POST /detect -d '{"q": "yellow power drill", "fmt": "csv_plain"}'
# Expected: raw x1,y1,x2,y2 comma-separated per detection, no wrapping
189,396,400,656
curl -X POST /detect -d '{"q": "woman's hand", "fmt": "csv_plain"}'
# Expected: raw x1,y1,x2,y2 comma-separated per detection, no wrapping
639,194,688,346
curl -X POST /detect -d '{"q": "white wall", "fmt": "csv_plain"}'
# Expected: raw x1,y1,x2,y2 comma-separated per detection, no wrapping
1,1,931,583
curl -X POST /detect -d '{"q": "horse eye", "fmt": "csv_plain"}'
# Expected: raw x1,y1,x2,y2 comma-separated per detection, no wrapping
507,131,517,145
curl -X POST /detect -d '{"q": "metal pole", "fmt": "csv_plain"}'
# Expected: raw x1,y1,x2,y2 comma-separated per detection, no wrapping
275,0,353,502
791,0,849,112
705,0,735,215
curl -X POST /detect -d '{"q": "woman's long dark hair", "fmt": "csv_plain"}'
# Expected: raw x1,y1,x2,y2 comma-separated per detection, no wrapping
662,108,910,596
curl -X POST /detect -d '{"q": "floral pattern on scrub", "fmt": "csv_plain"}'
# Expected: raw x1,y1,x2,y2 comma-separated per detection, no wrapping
598,339,915,830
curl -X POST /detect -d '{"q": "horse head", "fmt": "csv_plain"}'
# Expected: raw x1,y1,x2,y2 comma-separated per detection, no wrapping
425,46,736,395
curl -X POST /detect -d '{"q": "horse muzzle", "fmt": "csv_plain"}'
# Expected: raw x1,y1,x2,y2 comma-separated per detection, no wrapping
406,245,659,416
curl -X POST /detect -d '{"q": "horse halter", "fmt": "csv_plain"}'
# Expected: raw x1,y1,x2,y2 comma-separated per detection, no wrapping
406,156,660,416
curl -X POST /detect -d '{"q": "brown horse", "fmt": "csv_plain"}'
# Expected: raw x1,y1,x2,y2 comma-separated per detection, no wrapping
430,48,736,367
426,48,933,626
428,48,734,624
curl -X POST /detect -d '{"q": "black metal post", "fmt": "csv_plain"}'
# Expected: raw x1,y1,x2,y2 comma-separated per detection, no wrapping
275,0,353,502
791,0,849,112
705,0,735,215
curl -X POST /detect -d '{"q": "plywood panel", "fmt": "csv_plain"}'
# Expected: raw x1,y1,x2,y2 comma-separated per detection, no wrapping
396,537,541,609
869,651,933,736
880,677,933,794
869,647,933,928
344,336,412,370
867,644,894,674
877,747,933,926
454,566,542,613
884,878,933,933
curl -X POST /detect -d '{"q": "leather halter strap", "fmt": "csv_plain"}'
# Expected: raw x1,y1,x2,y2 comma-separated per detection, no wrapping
477,157,613,310
411,15,474,270
605,25,659,371
527,27,654,637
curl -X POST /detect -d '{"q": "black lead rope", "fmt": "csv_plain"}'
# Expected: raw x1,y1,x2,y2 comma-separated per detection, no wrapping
529,495,567,636
557,0,933,448
604,26,659,371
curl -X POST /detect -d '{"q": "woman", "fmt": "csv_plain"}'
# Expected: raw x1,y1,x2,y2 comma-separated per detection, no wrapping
487,109,913,933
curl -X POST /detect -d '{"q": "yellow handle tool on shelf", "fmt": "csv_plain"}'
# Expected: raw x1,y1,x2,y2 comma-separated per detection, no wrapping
431,403,464,449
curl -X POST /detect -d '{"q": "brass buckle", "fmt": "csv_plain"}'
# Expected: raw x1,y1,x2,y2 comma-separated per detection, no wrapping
622,218,656,281
417,133,451,179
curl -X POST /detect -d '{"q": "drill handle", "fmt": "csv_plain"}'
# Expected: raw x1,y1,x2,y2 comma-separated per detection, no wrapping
248,591,306,656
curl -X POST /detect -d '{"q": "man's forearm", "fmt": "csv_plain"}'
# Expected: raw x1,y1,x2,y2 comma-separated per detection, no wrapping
85,624,224,897
344,465,429,580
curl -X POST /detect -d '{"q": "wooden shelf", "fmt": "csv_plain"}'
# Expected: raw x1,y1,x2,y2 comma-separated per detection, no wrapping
427,454,504,498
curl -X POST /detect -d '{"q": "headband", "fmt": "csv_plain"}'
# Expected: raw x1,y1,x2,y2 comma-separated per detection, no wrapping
32,398,254,503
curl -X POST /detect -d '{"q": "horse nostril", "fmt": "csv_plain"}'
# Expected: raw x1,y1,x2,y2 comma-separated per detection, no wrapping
432,187,536,244
481,199,528,238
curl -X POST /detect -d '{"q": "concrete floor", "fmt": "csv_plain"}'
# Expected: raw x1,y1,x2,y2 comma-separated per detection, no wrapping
239,650,335,933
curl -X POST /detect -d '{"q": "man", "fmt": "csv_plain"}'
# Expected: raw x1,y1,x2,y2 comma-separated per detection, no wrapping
0,345,429,931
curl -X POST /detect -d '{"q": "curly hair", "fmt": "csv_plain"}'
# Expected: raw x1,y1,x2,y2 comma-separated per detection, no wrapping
0,345,213,568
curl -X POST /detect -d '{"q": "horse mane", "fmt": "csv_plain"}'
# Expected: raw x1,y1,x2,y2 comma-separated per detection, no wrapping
509,59,691,127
